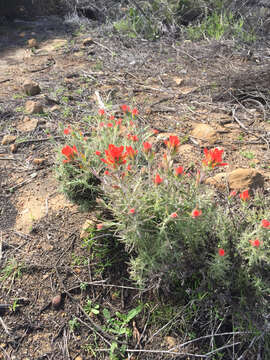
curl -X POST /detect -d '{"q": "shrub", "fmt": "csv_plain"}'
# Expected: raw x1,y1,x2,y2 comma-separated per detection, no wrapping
55,105,270,334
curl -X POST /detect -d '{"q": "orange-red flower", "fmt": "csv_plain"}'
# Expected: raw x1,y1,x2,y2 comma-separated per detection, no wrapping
64,125,71,135
171,212,178,218
154,174,163,185
218,248,225,256
143,142,152,153
239,189,250,201
109,115,115,121
115,118,122,126
121,104,131,113
129,208,135,214
97,224,103,230
101,144,127,168
191,209,202,218
249,239,261,248
261,219,270,229
164,135,180,151
126,146,137,159
229,190,237,197
175,166,183,176
99,109,105,116
202,148,228,168
107,122,113,128
62,145,78,163
127,134,138,142
95,150,101,156
132,108,138,116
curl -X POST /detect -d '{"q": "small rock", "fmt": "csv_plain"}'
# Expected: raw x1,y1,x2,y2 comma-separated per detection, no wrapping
1,135,16,145
10,143,18,153
50,105,60,112
173,77,183,86
83,37,94,46
52,294,62,309
25,101,43,114
80,219,95,239
191,124,219,145
17,116,38,132
164,336,177,349
33,158,45,165
23,80,41,96
75,355,83,360
228,168,264,191
205,168,264,191
27,38,37,48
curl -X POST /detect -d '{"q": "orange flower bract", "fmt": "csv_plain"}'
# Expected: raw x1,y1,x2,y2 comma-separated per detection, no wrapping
62,145,78,163
239,189,250,201
154,174,163,185
101,144,127,168
202,148,228,168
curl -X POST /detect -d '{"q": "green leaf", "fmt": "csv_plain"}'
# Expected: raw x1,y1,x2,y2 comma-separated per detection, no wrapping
125,304,143,323
103,308,111,321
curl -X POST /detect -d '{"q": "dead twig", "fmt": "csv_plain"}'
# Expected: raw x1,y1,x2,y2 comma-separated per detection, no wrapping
0,317,11,337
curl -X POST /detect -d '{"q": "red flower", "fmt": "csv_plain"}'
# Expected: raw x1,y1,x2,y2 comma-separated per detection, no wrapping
164,135,180,151
132,108,138,116
95,150,101,156
115,118,122,126
191,209,202,218
101,144,127,168
175,166,183,176
62,145,78,163
107,122,113,128
129,208,135,214
154,174,163,185
121,104,131,113
64,126,71,135
261,219,270,229
143,142,152,153
109,115,115,121
218,248,225,256
202,148,228,168
127,164,132,171
104,170,110,175
249,239,261,248
171,212,178,218
152,129,159,135
239,189,250,201
99,122,105,127
126,146,137,159
97,224,103,230
127,134,138,142
229,190,237,197
99,109,105,116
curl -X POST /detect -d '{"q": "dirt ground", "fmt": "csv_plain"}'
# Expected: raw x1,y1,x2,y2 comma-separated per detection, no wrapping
0,16,269,360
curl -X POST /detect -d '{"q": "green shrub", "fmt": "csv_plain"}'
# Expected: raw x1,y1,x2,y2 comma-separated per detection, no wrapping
55,105,270,341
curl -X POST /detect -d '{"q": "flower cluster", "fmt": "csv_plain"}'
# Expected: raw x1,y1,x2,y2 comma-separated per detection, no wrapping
101,144,128,168
61,145,78,163
202,148,228,169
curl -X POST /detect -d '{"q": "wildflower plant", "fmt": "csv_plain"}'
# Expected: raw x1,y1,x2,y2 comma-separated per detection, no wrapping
56,105,270,333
